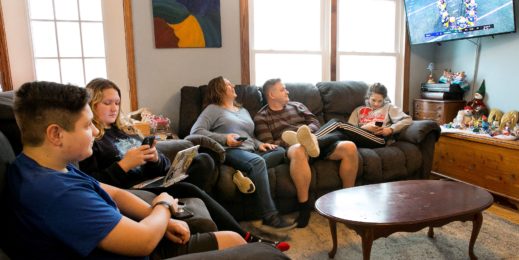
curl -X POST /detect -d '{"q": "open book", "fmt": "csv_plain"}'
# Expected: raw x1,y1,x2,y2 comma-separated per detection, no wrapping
132,145,199,189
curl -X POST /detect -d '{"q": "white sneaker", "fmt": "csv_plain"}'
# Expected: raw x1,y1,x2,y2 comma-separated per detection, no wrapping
281,130,298,146
233,170,255,194
297,125,320,158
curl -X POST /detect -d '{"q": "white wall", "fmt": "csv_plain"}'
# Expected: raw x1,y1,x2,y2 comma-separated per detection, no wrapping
131,0,241,133
432,32,519,113
2,0,34,89
103,0,130,114
408,44,436,113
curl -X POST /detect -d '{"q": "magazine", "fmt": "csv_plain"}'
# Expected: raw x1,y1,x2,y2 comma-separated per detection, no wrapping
132,145,199,189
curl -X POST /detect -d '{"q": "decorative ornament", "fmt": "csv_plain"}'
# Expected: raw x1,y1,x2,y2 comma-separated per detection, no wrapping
476,80,486,98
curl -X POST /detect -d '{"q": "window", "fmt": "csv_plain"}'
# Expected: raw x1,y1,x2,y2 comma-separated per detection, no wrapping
248,0,406,104
337,0,404,103
250,0,326,85
27,0,106,86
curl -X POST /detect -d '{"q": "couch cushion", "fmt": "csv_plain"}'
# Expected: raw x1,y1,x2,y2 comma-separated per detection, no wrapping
312,160,342,194
284,83,324,123
179,86,203,138
0,91,22,155
0,131,15,259
359,142,422,183
234,85,264,119
392,141,422,173
0,132,15,202
317,81,368,123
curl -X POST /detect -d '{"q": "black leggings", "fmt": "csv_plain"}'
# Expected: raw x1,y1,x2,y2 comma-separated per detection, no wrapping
147,181,246,237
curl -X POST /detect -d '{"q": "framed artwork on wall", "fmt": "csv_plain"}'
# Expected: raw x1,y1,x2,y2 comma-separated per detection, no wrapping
152,0,222,48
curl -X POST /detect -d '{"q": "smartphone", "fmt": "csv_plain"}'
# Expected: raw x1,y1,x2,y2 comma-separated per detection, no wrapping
235,136,248,142
142,136,156,147
375,121,383,127
172,208,194,220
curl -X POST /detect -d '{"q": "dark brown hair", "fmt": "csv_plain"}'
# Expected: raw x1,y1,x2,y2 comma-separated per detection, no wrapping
14,81,89,146
366,82,391,103
204,76,241,108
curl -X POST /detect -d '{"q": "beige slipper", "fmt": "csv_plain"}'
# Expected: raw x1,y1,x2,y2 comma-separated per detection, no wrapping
281,130,298,146
233,170,256,194
297,125,320,157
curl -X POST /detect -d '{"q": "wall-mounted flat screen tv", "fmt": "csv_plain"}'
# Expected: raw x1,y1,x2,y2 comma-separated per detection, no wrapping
404,0,516,45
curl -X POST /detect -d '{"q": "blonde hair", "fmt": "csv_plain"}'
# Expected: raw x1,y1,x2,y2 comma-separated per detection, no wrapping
488,109,503,124
86,78,138,139
499,111,518,130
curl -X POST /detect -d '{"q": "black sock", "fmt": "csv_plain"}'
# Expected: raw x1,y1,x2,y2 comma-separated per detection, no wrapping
296,200,312,228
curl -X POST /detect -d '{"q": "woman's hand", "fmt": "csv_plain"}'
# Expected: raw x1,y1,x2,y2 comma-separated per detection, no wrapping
165,219,190,244
258,143,277,152
118,145,156,172
226,134,243,147
143,140,159,163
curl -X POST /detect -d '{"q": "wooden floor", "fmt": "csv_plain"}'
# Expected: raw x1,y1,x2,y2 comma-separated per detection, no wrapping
428,175,519,224
487,203,519,225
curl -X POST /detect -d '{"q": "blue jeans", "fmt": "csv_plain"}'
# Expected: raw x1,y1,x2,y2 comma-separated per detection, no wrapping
225,148,285,218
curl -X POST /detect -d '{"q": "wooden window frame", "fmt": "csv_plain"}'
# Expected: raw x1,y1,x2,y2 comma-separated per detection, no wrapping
0,0,12,91
239,0,410,111
123,0,138,111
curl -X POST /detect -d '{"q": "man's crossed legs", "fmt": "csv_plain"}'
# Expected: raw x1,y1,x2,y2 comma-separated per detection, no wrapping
283,125,358,227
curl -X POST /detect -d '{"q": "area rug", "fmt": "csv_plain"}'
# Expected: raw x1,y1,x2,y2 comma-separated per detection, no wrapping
243,211,519,259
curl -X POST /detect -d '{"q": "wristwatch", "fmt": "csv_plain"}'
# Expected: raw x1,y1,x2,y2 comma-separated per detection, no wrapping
153,201,174,215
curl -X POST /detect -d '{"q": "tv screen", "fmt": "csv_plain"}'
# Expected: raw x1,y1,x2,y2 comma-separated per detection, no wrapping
404,0,516,45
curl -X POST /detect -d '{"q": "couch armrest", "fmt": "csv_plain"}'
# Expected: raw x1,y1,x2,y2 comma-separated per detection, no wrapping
127,190,217,233
185,134,226,163
155,139,194,161
172,242,289,260
398,120,441,144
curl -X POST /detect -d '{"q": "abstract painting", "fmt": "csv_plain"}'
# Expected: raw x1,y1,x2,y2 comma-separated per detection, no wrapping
152,0,222,48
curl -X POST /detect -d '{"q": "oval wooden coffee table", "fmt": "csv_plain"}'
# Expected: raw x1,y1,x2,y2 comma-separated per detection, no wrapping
315,180,493,260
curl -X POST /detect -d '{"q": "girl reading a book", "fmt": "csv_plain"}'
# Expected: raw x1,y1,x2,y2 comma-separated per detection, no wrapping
299,82,413,149
348,82,412,140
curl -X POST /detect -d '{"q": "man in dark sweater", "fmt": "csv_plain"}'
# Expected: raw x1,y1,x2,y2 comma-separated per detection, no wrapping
254,79,359,228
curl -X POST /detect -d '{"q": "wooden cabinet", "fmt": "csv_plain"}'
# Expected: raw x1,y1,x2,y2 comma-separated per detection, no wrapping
432,133,519,203
413,99,465,125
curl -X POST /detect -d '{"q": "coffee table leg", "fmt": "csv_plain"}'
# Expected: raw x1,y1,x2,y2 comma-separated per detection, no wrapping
327,219,338,258
361,228,374,260
469,212,483,260
428,226,434,238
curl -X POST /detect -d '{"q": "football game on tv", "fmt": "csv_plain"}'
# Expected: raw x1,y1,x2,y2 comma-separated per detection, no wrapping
404,0,516,45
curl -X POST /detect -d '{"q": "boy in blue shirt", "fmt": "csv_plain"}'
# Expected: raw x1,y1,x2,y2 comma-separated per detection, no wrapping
5,81,246,259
